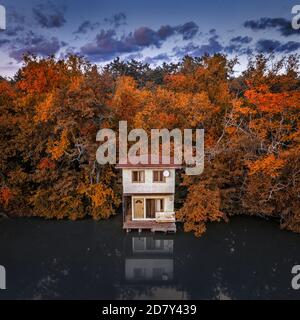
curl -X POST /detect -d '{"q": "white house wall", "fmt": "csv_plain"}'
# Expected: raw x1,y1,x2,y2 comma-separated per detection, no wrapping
125,259,174,281
122,168,175,194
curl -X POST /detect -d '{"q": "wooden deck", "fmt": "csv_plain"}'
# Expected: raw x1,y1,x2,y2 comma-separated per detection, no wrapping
123,220,176,233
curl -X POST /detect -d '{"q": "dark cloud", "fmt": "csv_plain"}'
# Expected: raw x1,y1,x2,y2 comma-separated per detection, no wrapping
124,52,143,61
279,41,300,52
0,39,10,47
230,36,252,44
80,21,200,62
144,53,171,64
133,27,161,46
33,2,66,29
176,21,199,40
105,12,127,28
73,20,100,34
80,26,162,61
5,7,25,36
225,44,253,55
157,25,175,40
5,25,25,37
256,39,300,53
174,35,223,58
224,36,253,54
244,17,296,36
9,31,66,62
80,29,137,61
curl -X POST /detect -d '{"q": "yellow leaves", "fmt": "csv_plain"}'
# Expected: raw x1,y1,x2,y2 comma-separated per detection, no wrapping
247,154,285,178
78,183,120,220
47,129,70,160
34,92,55,123
69,75,84,92
233,99,256,116
164,74,190,91
29,188,85,220
133,88,214,130
110,76,150,121
225,127,236,135
176,183,225,237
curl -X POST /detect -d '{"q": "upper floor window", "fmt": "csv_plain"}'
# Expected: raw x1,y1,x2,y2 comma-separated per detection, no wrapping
132,170,145,183
153,170,166,183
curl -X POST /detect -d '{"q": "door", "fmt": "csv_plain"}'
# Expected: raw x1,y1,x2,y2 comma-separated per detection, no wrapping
146,199,156,219
133,199,144,219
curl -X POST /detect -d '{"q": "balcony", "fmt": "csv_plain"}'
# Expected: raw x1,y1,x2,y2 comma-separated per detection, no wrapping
155,212,176,223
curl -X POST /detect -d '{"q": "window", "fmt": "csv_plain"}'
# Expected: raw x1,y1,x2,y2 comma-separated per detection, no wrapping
153,268,165,280
146,199,164,219
156,199,164,212
133,268,146,280
132,171,145,183
153,170,165,182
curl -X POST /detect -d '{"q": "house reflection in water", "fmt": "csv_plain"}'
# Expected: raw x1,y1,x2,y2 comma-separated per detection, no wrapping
121,235,189,300
126,237,173,282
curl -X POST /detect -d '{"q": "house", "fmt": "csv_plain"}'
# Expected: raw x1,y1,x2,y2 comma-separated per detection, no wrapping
125,236,174,282
118,234,189,300
116,155,181,233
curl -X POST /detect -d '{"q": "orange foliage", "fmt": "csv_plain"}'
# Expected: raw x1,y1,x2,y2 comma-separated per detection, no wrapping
38,158,56,170
0,187,13,208
0,53,299,236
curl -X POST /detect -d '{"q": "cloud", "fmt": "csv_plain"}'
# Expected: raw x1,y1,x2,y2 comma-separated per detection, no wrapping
124,52,143,61
105,12,127,28
132,27,161,47
33,2,66,28
256,39,300,53
80,21,200,61
144,53,171,64
5,6,25,36
74,13,127,35
73,20,100,34
0,39,10,47
5,25,25,37
157,25,176,40
80,29,137,61
9,32,66,62
230,36,253,44
174,35,223,58
223,36,253,55
80,26,164,61
176,21,199,40
244,17,296,36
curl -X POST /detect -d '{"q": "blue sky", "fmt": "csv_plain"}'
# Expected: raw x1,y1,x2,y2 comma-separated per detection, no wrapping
0,0,299,77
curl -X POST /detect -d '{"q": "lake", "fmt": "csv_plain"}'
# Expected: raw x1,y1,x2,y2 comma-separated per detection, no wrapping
0,215,299,300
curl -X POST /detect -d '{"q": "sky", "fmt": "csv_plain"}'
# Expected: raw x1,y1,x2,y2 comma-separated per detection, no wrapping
0,0,299,77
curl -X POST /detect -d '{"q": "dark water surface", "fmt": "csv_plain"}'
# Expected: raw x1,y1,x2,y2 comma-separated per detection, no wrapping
0,215,299,300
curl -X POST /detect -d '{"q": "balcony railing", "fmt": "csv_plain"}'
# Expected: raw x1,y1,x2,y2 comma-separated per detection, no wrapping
155,212,176,223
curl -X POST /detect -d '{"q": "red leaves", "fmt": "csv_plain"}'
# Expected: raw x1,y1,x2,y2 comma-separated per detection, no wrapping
38,158,55,170
0,187,13,207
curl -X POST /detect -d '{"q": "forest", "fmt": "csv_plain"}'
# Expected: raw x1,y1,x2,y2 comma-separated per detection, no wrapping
0,53,299,236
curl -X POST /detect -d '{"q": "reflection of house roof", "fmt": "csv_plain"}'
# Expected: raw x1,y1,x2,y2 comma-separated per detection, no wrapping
116,154,182,169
